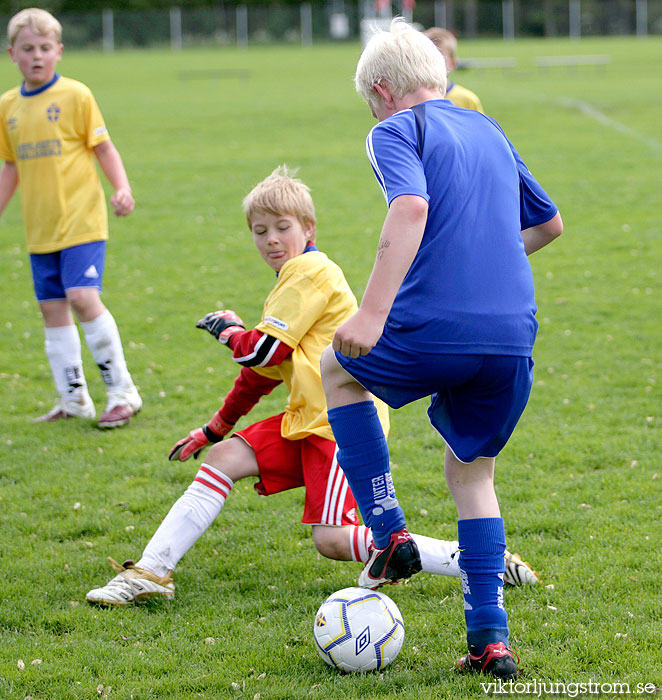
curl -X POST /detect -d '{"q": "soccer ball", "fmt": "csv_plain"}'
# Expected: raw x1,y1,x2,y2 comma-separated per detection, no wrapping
313,587,405,672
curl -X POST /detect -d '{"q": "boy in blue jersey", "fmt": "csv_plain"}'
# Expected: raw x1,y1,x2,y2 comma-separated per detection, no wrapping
85,166,538,606
321,19,562,679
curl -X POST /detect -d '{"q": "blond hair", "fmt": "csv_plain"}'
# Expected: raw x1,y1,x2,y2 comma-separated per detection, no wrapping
423,27,457,60
8,7,62,45
355,18,447,112
243,165,316,231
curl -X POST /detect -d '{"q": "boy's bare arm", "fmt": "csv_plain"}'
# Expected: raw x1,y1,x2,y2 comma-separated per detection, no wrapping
93,140,134,217
0,161,18,217
521,211,563,255
333,194,428,358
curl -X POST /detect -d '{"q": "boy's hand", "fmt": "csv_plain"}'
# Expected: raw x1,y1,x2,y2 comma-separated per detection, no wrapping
168,414,234,461
196,310,245,344
168,428,211,461
333,310,384,358
110,188,135,217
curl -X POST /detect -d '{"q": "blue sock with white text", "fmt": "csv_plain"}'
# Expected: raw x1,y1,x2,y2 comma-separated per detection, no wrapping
327,401,405,548
458,517,509,655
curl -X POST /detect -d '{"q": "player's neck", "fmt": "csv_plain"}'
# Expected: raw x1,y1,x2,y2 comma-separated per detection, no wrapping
396,87,444,112
21,71,59,95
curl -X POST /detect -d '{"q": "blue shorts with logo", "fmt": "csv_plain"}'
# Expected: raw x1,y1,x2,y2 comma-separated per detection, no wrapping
30,241,106,302
335,332,534,463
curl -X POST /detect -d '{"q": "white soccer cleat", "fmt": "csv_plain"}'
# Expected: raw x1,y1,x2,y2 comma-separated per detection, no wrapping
503,550,539,586
98,385,142,429
34,395,96,422
86,557,174,606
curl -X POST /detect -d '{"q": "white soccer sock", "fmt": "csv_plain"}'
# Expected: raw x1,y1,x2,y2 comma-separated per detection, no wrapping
411,533,461,577
136,464,234,577
348,525,372,562
349,526,461,578
81,310,133,393
44,324,89,402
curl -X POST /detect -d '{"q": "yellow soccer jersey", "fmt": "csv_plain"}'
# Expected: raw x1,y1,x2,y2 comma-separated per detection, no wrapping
446,82,484,113
0,74,110,253
253,250,389,441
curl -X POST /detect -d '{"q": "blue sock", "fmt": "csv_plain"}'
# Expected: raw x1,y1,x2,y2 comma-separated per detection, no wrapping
458,517,509,654
327,401,405,548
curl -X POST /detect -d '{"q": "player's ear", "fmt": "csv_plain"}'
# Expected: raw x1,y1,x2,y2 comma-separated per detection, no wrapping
373,83,394,108
304,222,316,241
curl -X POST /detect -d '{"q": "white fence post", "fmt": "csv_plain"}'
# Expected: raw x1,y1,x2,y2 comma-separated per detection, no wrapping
569,0,581,39
236,5,248,47
102,8,114,52
636,0,648,36
502,0,515,39
301,3,313,46
434,0,447,28
465,0,478,38
170,7,182,51
329,0,350,39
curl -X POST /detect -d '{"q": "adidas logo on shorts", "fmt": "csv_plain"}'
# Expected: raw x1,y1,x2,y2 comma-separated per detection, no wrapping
84,265,99,278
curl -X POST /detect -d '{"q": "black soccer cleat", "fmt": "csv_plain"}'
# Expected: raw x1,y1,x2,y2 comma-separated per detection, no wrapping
358,528,422,589
458,641,519,680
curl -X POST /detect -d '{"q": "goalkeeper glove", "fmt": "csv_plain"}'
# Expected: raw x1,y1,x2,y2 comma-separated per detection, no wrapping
168,412,234,462
196,310,245,344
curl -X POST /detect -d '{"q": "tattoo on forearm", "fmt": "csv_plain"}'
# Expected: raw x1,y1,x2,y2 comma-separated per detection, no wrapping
377,239,391,260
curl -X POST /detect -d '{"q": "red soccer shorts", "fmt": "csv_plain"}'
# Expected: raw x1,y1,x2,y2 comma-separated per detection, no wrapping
234,413,359,526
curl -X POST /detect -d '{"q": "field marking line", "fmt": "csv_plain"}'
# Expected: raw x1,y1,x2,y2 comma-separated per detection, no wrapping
559,97,662,153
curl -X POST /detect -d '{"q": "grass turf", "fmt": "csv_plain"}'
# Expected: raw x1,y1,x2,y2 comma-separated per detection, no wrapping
0,36,660,699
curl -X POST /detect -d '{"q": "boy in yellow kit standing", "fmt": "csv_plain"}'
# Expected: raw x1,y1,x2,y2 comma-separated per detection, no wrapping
424,27,484,113
0,8,141,428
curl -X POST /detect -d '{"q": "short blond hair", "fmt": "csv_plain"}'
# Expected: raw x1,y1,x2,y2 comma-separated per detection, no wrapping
8,7,62,45
243,165,316,231
423,27,457,60
355,18,447,113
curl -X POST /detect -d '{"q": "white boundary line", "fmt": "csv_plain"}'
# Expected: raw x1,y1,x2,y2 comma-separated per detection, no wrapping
559,97,662,153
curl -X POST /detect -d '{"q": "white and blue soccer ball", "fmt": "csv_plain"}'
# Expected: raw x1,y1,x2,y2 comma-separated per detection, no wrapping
313,586,405,673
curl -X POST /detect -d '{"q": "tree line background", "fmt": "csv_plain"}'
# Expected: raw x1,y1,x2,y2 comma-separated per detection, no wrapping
0,0,647,12
1,1,658,48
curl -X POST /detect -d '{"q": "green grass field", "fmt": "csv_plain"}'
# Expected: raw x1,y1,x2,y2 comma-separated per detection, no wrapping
0,35,661,699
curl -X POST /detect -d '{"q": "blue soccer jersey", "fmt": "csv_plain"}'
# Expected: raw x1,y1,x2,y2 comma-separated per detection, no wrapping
365,99,558,356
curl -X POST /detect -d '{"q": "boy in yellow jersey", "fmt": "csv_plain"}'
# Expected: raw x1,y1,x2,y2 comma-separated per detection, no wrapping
424,27,484,113
85,166,537,605
0,8,141,428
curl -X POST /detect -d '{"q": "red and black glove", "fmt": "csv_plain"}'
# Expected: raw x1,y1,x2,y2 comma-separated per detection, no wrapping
168,412,234,462
196,310,245,345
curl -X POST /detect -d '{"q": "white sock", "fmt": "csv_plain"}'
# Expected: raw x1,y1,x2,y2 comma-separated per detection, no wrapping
412,533,460,577
44,324,89,402
348,525,372,562
136,465,234,577
81,310,132,392
348,526,461,578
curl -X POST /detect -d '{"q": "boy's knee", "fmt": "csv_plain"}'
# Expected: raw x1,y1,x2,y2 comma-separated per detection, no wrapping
206,439,235,465
312,525,348,561
205,436,258,483
206,440,224,459
66,288,104,321
320,345,351,397
320,344,336,379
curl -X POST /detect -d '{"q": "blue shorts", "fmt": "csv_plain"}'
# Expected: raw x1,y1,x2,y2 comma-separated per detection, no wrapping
335,333,533,463
30,241,106,302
